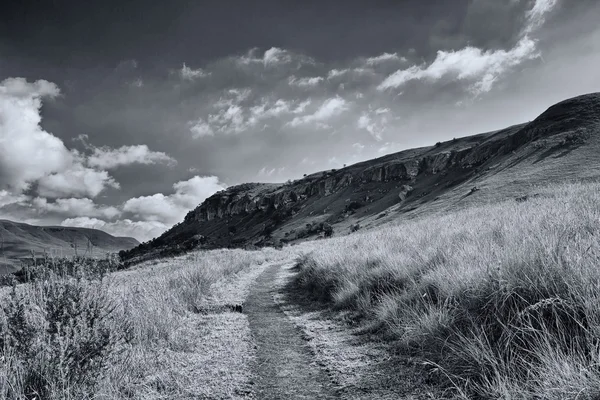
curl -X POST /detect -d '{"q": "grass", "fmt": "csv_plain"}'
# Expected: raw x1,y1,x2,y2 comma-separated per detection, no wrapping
0,247,285,399
4,179,600,398
293,181,600,399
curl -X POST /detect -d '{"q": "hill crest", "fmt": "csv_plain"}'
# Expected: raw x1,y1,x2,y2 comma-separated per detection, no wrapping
0,219,139,274
123,92,600,262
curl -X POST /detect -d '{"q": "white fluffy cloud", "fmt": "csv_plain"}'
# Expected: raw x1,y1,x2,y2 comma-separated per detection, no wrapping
0,190,28,208
61,217,168,242
288,96,349,127
192,93,317,137
58,175,227,241
123,175,226,225
378,0,558,94
37,163,120,198
87,144,176,169
524,0,559,35
190,119,214,138
357,107,391,141
0,78,73,192
378,37,538,94
32,197,121,219
236,47,298,67
288,76,324,87
263,47,292,66
0,78,156,200
365,52,406,65
179,63,210,80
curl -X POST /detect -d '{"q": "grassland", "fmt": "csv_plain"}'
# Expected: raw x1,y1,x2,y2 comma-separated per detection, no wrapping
3,180,600,399
0,248,288,399
293,181,600,398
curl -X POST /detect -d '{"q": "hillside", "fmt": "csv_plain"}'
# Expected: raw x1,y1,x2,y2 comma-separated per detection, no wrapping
123,92,600,261
0,220,139,274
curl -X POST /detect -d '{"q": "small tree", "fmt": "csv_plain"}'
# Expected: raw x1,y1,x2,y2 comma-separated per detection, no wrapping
323,223,334,238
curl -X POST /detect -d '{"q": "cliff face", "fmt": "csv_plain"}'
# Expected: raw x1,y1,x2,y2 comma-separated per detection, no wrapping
182,131,521,225
124,93,600,261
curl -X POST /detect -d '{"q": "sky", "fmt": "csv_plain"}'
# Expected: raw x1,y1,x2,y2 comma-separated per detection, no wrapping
1,0,599,241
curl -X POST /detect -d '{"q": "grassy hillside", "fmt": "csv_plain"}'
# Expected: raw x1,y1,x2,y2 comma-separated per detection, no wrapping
0,220,139,274
123,92,600,262
293,181,600,398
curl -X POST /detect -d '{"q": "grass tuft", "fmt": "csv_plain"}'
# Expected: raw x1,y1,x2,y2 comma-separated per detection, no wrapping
293,181,600,398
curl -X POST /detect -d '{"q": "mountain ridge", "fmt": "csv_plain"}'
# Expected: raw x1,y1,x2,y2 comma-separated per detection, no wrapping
0,219,139,274
123,92,600,262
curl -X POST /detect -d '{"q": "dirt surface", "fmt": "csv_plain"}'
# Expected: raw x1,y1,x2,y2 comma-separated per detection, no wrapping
245,262,338,399
245,262,447,400
277,265,446,400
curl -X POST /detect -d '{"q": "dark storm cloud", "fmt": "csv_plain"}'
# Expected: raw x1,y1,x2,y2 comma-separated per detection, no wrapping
1,0,599,241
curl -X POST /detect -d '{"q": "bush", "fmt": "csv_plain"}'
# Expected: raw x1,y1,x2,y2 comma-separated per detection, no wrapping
0,275,132,399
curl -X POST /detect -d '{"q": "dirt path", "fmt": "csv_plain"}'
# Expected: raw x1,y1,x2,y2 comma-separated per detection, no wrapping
245,262,338,399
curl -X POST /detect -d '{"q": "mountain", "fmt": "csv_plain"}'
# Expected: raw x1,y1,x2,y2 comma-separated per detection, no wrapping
123,92,600,262
0,220,139,274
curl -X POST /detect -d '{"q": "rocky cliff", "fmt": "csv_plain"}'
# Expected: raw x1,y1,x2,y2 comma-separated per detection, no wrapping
123,92,600,262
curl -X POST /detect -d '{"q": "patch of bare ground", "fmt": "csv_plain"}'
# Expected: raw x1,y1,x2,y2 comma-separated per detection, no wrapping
274,263,449,400
245,262,337,399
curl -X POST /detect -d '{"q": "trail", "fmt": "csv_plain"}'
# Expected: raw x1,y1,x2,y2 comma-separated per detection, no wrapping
245,262,337,399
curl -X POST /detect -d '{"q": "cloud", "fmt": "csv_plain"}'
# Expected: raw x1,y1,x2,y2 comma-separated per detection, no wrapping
235,47,300,68
327,69,350,79
60,175,227,241
378,36,538,94
61,217,167,242
524,0,559,35
32,197,120,219
123,175,226,225
365,52,406,65
190,118,214,138
288,76,324,87
352,142,365,152
0,190,29,208
327,68,373,80
0,78,127,199
263,47,292,66
257,166,287,180
191,92,314,136
378,0,559,95
130,78,144,88
249,99,291,121
293,100,311,114
0,78,73,192
37,163,120,198
179,63,210,80
87,144,176,169
288,96,349,127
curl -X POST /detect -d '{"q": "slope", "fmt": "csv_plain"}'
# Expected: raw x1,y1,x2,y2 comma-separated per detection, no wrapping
122,92,600,262
0,220,139,274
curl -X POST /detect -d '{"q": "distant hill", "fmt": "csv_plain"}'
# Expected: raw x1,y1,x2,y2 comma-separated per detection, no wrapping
123,92,600,262
0,220,139,274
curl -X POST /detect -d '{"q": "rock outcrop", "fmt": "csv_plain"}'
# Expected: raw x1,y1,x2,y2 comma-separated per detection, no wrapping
122,92,600,262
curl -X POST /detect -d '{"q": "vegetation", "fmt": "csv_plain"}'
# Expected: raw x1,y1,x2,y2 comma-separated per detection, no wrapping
0,248,281,399
293,181,600,398
0,255,124,287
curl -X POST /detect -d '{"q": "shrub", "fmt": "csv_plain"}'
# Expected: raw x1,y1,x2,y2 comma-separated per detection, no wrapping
0,275,132,399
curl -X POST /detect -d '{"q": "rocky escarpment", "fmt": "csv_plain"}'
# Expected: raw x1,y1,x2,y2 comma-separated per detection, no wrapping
181,132,522,226
122,92,600,262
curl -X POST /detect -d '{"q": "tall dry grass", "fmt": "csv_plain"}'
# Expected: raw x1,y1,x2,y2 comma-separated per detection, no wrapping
0,248,282,399
294,182,600,398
